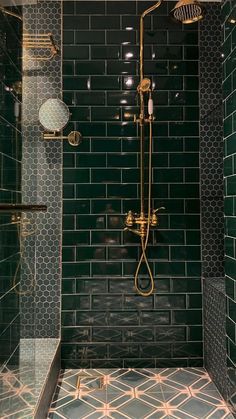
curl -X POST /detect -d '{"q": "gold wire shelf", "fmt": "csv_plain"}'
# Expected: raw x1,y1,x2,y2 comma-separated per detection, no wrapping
23,32,59,61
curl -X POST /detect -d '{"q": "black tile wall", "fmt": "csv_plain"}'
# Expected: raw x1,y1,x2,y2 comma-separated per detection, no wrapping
62,0,202,368
0,8,22,367
223,0,236,415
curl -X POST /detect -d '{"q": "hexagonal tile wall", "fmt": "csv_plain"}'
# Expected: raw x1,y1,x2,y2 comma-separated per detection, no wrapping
21,0,62,338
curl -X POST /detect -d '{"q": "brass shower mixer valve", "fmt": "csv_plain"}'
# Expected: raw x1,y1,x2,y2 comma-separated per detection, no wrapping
124,207,165,238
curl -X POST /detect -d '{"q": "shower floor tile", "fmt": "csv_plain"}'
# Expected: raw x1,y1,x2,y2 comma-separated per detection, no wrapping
48,368,234,419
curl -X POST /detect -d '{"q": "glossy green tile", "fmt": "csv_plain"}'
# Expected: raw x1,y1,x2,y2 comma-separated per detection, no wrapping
63,45,90,60
91,76,121,90
172,342,202,358
122,15,151,30
188,294,202,309
63,200,90,214
107,91,136,106
155,294,186,309
186,231,201,245
144,61,168,75
63,1,74,14
107,30,136,45
64,168,90,183
224,155,233,176
108,1,136,14
184,76,199,90
75,61,105,75
156,107,183,121
64,15,89,29
144,30,167,44
107,153,137,168
225,197,234,216
75,1,105,14
169,31,198,45
226,175,236,196
63,184,75,199
63,215,75,230
169,61,198,76
185,107,199,121
171,246,200,261
153,168,183,183
91,169,121,183
156,230,185,244
91,15,120,29
153,75,183,90
170,214,200,229
70,105,91,120
91,46,120,59
172,278,201,293
107,183,137,198
62,295,90,310
76,246,105,260
63,30,74,44
91,107,121,121
155,261,186,276
153,138,183,152
76,123,106,137
107,61,136,75
186,261,201,276
107,122,137,137
63,231,90,245
91,231,121,245
76,184,106,198
91,138,121,152
63,61,74,75
226,132,236,155
184,46,199,60
169,91,199,106
75,92,105,106
63,76,89,90
77,153,106,167
170,184,199,198
76,215,106,229
91,199,121,214
92,261,122,276
63,247,76,262
185,168,199,182
63,153,75,168
108,246,138,260
75,30,105,44
173,310,202,325
188,325,202,341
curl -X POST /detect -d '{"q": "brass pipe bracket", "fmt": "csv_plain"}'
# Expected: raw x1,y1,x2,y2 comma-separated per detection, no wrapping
43,131,82,147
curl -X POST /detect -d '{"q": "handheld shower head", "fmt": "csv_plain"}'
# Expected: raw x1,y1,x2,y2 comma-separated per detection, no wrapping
170,0,205,24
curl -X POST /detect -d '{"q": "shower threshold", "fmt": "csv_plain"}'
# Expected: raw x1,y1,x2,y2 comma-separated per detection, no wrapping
0,338,60,419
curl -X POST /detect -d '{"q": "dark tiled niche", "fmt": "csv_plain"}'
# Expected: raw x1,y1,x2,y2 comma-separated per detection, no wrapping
62,0,202,368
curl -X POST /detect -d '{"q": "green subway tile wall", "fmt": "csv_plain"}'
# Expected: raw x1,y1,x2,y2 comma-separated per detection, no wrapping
62,0,202,368
0,9,22,367
223,0,236,414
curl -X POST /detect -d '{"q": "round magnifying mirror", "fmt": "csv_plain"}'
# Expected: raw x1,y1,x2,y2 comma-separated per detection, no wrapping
39,98,70,132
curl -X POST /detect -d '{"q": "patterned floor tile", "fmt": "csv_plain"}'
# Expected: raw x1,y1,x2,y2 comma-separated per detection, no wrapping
48,368,234,419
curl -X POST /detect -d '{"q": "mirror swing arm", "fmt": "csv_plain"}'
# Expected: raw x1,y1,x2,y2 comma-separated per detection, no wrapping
43,130,82,147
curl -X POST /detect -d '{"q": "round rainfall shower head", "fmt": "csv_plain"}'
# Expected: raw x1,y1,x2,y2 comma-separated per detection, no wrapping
170,0,205,24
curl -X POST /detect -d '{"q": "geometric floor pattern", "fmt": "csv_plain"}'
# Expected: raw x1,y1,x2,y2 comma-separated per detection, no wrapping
48,368,234,419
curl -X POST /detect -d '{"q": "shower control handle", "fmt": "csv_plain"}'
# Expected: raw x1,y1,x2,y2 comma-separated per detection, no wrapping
153,207,165,213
